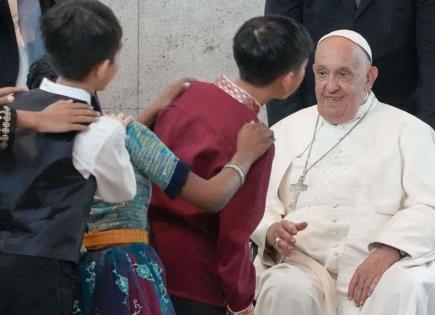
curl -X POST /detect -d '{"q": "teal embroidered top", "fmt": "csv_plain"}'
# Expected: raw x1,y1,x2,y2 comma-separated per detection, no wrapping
87,121,190,232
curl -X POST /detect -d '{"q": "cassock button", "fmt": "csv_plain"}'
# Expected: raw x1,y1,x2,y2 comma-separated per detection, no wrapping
332,218,338,223
331,231,337,236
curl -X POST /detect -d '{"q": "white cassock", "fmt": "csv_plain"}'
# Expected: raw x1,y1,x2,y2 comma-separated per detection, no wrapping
251,93,435,315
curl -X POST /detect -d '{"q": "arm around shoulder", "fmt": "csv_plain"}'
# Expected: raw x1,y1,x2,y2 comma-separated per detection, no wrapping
179,121,275,213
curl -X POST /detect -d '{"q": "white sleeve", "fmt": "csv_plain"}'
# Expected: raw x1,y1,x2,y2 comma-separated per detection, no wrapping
251,122,290,266
373,121,435,259
73,116,136,203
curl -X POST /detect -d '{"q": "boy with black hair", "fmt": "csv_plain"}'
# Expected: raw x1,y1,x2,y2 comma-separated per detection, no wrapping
0,1,136,314
150,16,313,315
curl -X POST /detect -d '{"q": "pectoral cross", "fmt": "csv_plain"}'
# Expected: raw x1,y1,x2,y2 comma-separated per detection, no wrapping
289,175,308,209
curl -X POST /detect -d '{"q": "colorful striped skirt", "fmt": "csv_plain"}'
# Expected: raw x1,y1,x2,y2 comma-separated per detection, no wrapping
72,243,175,315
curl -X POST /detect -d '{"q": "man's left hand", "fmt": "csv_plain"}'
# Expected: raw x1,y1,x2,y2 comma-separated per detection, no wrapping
348,244,401,307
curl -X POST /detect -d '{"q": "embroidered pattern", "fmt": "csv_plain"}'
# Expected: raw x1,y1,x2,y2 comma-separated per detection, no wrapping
132,299,143,315
0,105,13,151
128,252,154,281
71,300,81,314
113,268,129,304
214,75,262,113
76,245,176,314
159,282,170,305
85,261,97,293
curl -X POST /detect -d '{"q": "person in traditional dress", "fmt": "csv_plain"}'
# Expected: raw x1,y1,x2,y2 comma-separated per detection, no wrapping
252,29,435,315
74,117,273,315
149,16,313,315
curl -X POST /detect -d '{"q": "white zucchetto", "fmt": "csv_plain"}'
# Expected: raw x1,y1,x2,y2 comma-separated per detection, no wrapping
318,29,372,63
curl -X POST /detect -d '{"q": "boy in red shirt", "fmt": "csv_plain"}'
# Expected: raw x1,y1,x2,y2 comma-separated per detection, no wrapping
150,16,313,315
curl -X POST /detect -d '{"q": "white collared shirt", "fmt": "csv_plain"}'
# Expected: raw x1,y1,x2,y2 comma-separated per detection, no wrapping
40,79,136,202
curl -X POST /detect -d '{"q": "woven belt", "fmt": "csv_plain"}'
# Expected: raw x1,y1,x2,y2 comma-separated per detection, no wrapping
83,229,149,250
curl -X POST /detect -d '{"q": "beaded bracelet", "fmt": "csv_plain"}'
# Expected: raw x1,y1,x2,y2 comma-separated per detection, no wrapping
223,161,245,188
0,105,16,152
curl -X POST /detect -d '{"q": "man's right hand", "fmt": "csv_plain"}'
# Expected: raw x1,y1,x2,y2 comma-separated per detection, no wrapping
266,220,308,257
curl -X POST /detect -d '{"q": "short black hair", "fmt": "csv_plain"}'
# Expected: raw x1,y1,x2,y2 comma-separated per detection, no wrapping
27,56,58,90
41,0,122,81
233,16,313,86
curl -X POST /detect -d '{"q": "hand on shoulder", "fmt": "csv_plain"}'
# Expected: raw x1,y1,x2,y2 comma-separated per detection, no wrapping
107,112,134,127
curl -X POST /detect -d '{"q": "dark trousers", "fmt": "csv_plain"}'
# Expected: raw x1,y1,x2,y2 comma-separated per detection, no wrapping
171,296,226,315
0,253,77,315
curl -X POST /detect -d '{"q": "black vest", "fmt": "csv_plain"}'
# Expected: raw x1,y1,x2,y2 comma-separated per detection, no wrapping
0,89,96,263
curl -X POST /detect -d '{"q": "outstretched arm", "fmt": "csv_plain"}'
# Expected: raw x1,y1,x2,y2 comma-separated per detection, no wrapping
179,121,274,212
135,79,274,213
126,118,274,213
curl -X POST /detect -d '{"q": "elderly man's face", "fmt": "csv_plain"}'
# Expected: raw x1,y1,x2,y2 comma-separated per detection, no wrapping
313,37,374,124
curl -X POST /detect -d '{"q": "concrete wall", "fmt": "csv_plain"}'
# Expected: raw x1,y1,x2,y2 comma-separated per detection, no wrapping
99,0,267,121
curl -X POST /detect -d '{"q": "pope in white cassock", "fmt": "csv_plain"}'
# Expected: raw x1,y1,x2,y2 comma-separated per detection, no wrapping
251,30,435,315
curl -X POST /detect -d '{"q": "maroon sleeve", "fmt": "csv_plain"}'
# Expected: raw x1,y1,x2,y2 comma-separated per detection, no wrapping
153,104,228,186
217,147,274,311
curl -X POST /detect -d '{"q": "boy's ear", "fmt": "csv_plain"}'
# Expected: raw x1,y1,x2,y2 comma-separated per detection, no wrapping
281,71,296,91
95,59,112,80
